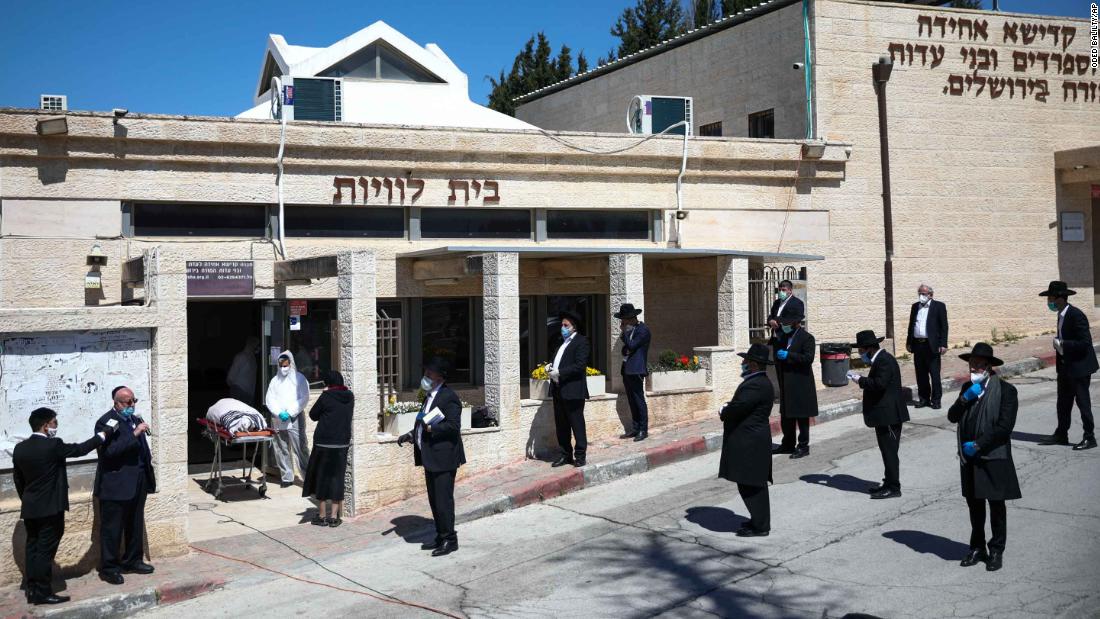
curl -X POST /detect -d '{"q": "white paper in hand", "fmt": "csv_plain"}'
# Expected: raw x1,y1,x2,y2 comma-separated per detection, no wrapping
105,419,120,431
423,408,445,427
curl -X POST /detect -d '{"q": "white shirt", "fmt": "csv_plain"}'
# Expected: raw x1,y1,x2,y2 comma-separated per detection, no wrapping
914,302,930,339
416,383,442,450
1058,305,1069,340
551,332,576,382
776,295,792,317
871,348,883,365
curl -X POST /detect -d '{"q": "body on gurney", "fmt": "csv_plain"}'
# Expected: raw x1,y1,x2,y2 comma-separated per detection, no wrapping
199,398,273,499
206,398,268,434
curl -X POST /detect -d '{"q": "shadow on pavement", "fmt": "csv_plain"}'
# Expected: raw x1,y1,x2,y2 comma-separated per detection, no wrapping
684,506,747,533
800,473,876,494
882,530,970,561
1011,431,1051,444
381,515,436,544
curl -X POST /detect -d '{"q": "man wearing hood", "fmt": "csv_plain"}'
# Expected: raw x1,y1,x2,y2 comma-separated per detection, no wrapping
226,336,259,405
265,351,311,488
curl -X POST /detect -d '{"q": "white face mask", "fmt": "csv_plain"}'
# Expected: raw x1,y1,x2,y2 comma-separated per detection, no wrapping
46,426,58,438
970,371,987,385
420,375,435,392
919,294,929,304
280,366,291,377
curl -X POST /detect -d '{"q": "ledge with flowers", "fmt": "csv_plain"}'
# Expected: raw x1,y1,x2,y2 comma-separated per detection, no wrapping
528,364,606,400
381,389,474,436
646,350,707,391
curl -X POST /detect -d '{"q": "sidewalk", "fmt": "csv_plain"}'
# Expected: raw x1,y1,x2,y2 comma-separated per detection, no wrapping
0,334,1066,618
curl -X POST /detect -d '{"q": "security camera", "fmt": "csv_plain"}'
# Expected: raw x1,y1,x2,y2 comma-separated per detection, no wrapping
112,108,128,118
792,62,804,70
675,211,689,221
844,146,853,158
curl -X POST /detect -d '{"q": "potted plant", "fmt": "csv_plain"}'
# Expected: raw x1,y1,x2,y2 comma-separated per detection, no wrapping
646,350,706,391
529,364,605,399
382,392,474,435
585,367,606,397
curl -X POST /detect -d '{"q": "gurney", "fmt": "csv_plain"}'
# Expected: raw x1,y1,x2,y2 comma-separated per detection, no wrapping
195,417,273,500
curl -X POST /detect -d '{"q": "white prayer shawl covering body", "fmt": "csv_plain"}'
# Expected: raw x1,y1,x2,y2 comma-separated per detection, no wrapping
206,398,267,433
265,351,310,431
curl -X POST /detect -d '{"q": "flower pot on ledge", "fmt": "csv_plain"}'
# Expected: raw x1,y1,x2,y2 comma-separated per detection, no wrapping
383,406,474,435
647,370,706,392
586,375,606,397
529,379,550,400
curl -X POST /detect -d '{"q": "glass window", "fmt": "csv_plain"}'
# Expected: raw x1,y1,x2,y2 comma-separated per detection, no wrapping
421,208,531,239
421,298,472,383
320,45,378,79
748,109,775,139
132,203,267,237
698,121,723,137
319,42,442,82
285,300,337,388
546,210,650,240
284,206,404,238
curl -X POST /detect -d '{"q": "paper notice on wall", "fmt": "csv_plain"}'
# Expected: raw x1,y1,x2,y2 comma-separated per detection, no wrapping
289,316,301,331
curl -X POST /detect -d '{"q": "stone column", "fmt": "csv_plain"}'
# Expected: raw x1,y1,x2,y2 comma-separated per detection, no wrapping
609,253,645,393
717,256,751,353
482,252,521,427
337,251,378,516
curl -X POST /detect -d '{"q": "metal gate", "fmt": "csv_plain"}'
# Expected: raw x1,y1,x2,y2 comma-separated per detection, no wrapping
376,309,402,415
748,265,804,343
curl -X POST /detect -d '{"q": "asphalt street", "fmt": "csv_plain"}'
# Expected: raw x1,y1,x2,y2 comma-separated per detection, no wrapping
141,366,1100,618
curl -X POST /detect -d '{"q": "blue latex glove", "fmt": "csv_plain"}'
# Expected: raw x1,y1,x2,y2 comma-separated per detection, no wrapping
962,441,979,457
776,349,789,361
278,411,290,422
962,383,983,402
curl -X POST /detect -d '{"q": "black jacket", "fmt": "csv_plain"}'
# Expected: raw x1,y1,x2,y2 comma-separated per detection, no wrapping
94,409,156,501
550,334,591,401
948,377,1018,460
401,385,466,473
620,323,651,376
776,328,819,419
947,376,1022,500
857,350,910,427
768,295,805,346
905,300,948,351
13,433,103,520
309,388,354,445
1057,304,1099,378
718,372,775,486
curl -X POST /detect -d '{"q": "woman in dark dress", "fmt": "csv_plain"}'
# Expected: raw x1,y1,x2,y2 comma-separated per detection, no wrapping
302,371,354,527
947,343,1021,572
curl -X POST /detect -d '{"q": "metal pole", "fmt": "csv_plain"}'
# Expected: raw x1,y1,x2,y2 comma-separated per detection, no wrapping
873,58,895,345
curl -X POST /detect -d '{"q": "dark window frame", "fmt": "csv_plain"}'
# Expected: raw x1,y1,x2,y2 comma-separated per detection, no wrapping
420,208,532,240
545,209,651,240
131,203,268,238
748,109,775,139
698,121,723,137
283,205,405,238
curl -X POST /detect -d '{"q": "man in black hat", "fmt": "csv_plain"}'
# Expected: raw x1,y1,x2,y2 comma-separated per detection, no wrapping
772,312,818,459
398,357,466,556
12,408,115,604
767,280,805,395
905,283,949,409
847,330,910,499
544,310,592,467
947,343,1020,572
615,303,651,442
718,343,776,537
1039,281,1098,450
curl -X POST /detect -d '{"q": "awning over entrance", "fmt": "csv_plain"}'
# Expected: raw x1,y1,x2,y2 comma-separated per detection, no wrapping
397,245,825,262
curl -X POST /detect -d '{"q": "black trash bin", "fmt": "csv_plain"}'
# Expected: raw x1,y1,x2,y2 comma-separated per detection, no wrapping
820,342,852,387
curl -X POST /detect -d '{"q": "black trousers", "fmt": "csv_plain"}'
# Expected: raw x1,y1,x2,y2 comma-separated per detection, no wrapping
623,373,649,433
912,340,942,404
966,498,1006,553
424,469,457,543
875,424,903,491
1056,371,1095,440
553,395,587,460
737,484,770,532
23,513,64,599
780,417,809,448
99,478,148,574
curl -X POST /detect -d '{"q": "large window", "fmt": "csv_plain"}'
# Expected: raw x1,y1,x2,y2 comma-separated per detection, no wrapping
698,121,723,137
748,109,775,139
320,42,443,83
421,298,473,383
546,210,650,240
285,206,404,238
132,203,267,237
421,208,531,239
285,300,337,387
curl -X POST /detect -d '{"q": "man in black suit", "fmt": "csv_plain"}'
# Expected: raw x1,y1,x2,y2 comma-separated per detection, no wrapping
94,386,156,585
1039,281,1098,450
718,344,776,537
398,357,466,557
848,330,910,499
615,303,651,442
773,313,818,459
905,283,949,409
545,310,591,467
12,408,113,605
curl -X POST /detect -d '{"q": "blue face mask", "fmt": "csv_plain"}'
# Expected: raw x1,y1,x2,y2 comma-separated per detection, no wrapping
120,407,135,418
1047,301,1058,312
740,363,752,377
561,326,572,340
781,324,793,334
860,352,871,364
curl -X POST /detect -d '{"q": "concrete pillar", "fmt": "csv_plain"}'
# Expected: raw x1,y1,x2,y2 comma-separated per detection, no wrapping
717,256,751,353
695,345,740,411
609,253,645,392
337,251,378,516
482,252,521,427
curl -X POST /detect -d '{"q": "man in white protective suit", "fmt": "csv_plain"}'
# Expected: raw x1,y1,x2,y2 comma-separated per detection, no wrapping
265,351,311,488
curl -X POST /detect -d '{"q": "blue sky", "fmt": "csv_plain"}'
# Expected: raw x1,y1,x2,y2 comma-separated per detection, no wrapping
0,0,1087,116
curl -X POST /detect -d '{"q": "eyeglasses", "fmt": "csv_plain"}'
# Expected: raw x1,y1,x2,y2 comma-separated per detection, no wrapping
118,399,138,406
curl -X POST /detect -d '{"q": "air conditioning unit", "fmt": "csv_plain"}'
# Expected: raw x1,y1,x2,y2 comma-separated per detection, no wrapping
627,95,693,136
284,77,343,122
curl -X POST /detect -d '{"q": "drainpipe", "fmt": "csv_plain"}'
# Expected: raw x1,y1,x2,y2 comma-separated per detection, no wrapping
802,0,815,139
873,56,895,343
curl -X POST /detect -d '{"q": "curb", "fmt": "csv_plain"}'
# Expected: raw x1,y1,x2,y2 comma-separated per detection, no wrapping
17,577,226,619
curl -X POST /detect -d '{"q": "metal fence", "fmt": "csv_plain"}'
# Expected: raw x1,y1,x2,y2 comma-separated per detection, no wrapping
748,265,803,343
376,310,402,416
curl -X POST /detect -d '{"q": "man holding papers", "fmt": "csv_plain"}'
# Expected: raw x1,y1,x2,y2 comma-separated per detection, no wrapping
398,357,466,557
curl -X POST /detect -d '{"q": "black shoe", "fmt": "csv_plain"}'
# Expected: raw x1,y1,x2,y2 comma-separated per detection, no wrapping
867,483,885,494
870,488,901,500
772,445,795,455
790,445,809,459
280,481,293,488
633,431,648,442
551,457,573,467
327,517,342,528
1038,434,1070,446
421,539,442,551
310,515,328,526
930,402,942,410
432,541,458,557
1072,438,1097,451
986,551,1003,571
960,548,988,567
914,400,930,408
735,527,770,537
30,594,70,605
101,572,124,585
573,458,587,467
122,562,154,575
620,431,637,439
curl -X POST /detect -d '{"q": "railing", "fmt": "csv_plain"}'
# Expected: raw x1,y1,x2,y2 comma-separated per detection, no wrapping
748,265,803,344
376,310,402,419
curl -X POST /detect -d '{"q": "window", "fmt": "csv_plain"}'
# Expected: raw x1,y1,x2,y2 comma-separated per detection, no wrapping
257,54,283,97
286,300,337,387
132,203,267,237
319,42,443,83
748,109,775,139
421,208,531,239
293,78,341,121
546,210,650,240
284,206,404,238
698,121,723,137
40,95,66,111
421,298,472,383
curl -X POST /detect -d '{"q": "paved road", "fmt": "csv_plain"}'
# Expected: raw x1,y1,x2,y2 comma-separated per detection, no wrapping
144,367,1100,618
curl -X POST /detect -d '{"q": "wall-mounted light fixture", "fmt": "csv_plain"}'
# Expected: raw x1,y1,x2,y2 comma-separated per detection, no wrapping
801,141,827,159
36,115,68,136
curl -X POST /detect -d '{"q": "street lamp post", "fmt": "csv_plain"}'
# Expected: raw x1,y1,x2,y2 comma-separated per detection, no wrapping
872,55,895,344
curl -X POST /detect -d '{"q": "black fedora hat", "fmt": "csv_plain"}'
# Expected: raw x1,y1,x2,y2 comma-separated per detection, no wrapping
558,309,584,328
852,330,885,348
613,303,643,319
959,342,1004,366
423,356,451,379
1039,280,1076,297
738,343,774,365
778,311,804,324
